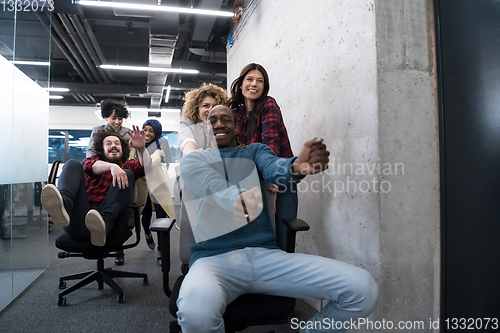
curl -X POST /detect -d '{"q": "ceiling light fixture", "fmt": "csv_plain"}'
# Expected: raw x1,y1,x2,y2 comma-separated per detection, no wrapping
49,95,64,99
164,85,171,103
73,0,234,17
11,60,51,66
46,87,70,92
100,64,199,74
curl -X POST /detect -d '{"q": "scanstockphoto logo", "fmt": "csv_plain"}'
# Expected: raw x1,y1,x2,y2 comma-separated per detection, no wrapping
277,158,405,196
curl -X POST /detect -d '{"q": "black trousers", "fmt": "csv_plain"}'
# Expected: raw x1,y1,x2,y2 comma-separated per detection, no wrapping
141,194,165,252
58,160,135,241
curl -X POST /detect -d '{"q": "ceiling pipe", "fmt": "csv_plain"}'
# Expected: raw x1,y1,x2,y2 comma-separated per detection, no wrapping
71,93,85,103
80,94,93,103
52,16,97,84
69,15,111,85
58,13,102,84
86,94,96,103
82,19,116,82
34,12,91,84
79,94,90,102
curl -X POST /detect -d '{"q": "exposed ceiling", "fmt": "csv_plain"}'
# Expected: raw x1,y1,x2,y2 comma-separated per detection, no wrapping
3,0,237,109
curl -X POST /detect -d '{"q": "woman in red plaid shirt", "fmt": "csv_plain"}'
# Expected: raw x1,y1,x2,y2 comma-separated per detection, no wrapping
228,63,298,245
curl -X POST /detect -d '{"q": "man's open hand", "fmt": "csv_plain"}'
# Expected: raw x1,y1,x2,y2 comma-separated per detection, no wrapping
291,138,330,176
233,186,264,224
110,164,128,189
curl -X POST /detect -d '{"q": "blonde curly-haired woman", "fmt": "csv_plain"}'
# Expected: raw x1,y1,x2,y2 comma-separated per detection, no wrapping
178,83,228,156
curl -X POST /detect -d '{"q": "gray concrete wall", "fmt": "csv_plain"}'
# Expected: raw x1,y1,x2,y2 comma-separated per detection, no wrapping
227,0,439,331
375,0,440,329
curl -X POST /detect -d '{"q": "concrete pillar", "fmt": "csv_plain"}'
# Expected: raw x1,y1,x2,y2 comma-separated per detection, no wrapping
227,0,439,330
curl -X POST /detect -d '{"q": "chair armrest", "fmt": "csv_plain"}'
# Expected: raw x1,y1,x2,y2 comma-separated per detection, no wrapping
281,218,310,232
280,218,310,253
150,218,177,298
127,203,143,229
150,218,176,233
122,203,144,250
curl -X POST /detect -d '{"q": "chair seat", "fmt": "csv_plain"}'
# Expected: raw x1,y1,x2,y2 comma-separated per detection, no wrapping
169,275,296,322
224,294,296,322
55,231,132,253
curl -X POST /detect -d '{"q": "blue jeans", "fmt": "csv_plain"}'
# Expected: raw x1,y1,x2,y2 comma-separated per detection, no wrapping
176,247,378,333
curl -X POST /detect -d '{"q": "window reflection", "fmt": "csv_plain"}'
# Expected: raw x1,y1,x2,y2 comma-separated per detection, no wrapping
49,130,177,163
49,130,91,163
163,132,181,163
48,130,65,163
68,130,91,162
0,184,10,241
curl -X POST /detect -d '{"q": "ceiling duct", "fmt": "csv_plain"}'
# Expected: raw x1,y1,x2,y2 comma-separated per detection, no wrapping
111,0,179,109
189,0,226,62
147,3,179,109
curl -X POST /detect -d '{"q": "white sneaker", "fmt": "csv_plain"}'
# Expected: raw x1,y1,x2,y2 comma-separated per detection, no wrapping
40,184,70,227
85,209,106,247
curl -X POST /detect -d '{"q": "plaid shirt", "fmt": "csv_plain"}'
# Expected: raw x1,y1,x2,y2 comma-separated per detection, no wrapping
82,156,145,204
233,96,293,158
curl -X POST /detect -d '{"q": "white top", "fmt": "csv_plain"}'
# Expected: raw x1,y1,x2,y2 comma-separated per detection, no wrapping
146,135,171,165
177,118,210,154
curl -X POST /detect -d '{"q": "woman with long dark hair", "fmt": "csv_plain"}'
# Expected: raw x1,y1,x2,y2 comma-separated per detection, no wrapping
228,63,297,245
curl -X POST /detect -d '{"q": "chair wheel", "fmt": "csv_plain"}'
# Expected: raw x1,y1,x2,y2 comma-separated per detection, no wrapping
59,281,67,289
117,294,126,303
143,277,149,286
57,297,66,306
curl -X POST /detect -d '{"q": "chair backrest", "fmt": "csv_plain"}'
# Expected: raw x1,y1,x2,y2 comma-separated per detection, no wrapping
178,185,196,265
178,180,276,266
48,161,62,185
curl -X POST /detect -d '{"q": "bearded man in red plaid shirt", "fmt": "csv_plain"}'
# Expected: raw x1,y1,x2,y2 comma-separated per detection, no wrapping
41,125,150,247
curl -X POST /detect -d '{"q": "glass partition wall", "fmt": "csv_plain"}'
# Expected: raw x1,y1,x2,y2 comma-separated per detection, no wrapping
0,9,51,312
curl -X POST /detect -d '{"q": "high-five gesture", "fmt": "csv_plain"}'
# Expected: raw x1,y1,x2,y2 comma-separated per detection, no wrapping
291,138,330,176
127,124,151,167
127,124,146,150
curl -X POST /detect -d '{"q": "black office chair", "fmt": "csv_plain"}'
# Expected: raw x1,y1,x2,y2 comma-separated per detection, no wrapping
48,160,62,185
55,203,148,305
47,160,62,234
151,181,309,333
